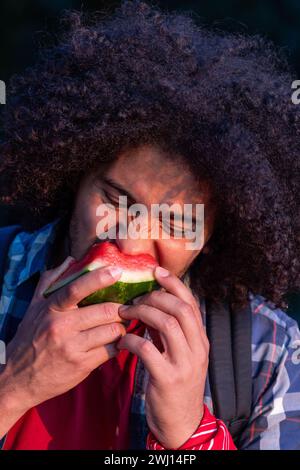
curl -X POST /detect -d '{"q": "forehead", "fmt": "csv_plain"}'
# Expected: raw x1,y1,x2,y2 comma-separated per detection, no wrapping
106,144,209,205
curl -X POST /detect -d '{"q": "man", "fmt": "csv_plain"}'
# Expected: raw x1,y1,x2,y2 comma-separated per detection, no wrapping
0,0,299,450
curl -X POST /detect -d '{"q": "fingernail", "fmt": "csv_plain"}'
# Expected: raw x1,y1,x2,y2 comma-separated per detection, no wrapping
62,256,75,267
119,304,130,313
155,266,170,277
107,266,123,278
53,256,75,274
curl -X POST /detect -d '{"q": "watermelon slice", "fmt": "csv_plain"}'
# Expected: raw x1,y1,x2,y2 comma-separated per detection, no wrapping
43,241,159,306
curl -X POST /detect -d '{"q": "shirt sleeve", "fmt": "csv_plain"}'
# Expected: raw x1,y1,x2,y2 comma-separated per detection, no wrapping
146,404,237,450
237,312,300,450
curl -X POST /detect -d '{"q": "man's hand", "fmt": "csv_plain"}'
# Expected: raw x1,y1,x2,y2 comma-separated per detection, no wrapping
117,266,209,450
0,256,126,438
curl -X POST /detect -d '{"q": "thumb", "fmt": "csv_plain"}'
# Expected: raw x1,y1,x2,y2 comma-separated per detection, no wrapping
33,256,75,303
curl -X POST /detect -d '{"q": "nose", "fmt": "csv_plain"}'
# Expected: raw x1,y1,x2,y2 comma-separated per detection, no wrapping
114,210,159,260
115,236,157,260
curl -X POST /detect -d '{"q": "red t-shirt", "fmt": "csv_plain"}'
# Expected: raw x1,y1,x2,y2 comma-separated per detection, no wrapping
3,319,145,450
2,318,236,451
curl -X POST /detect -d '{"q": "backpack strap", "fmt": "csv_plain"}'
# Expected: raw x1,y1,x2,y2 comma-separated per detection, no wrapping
206,297,252,447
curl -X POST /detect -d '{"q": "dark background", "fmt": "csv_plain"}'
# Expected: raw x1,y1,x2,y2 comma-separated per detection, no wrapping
1,0,300,85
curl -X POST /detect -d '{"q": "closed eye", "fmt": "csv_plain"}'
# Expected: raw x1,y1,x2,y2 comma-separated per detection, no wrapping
100,188,130,210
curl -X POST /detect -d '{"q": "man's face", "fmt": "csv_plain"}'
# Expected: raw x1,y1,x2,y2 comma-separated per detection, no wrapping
68,144,216,278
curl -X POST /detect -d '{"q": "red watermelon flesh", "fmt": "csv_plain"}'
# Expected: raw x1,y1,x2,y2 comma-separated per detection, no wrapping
43,241,159,306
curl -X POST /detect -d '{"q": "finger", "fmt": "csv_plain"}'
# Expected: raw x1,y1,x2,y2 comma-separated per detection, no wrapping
79,321,126,351
33,256,75,303
118,304,187,361
117,333,165,379
132,290,202,353
49,265,123,310
154,267,204,329
72,302,127,331
147,326,164,353
84,342,120,368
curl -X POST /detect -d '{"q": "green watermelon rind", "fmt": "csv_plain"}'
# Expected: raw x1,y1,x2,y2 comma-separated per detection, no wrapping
43,270,160,306
43,242,160,306
78,279,160,306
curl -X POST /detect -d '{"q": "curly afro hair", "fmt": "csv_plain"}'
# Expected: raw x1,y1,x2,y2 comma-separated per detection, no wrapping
0,0,299,309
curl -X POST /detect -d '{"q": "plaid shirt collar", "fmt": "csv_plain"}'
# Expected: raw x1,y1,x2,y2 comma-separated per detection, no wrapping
13,218,61,288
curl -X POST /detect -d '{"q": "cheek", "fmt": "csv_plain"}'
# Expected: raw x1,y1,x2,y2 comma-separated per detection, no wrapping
78,191,105,236
156,239,199,276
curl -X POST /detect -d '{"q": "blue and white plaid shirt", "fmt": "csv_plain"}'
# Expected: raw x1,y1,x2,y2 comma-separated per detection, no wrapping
0,218,300,450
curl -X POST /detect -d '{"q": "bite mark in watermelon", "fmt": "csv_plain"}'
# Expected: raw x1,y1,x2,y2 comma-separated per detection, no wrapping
43,241,159,306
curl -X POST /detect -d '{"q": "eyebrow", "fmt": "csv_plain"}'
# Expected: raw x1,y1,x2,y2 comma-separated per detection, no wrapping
101,176,198,226
101,176,136,203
